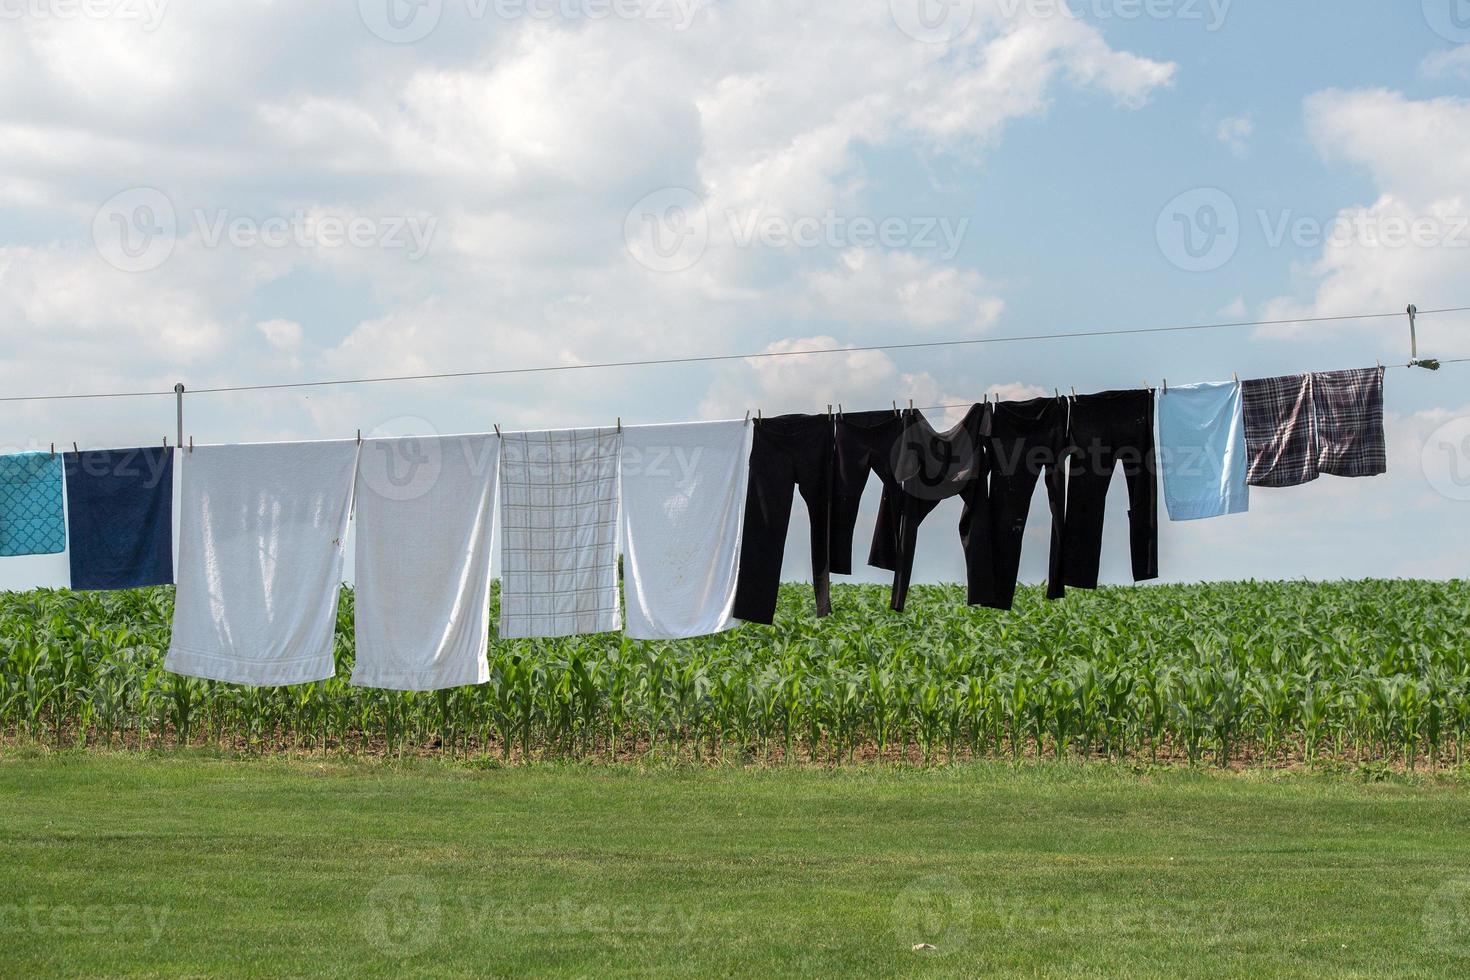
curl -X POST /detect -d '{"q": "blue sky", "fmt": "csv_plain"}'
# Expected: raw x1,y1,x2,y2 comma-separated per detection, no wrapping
1,0,1468,591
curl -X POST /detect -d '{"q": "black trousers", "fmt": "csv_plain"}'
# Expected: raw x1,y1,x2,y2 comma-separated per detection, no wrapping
831,411,907,577
1062,389,1159,590
885,404,989,612
977,397,1068,610
732,415,834,624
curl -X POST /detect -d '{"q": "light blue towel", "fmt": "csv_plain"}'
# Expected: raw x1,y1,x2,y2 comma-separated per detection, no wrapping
1157,382,1249,521
0,451,67,556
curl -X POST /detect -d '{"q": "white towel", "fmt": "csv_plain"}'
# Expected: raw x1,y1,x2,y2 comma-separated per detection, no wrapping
620,421,749,639
499,428,622,638
352,434,500,691
166,440,358,686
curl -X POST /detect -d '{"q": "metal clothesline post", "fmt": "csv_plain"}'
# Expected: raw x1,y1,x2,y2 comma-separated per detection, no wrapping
174,383,185,450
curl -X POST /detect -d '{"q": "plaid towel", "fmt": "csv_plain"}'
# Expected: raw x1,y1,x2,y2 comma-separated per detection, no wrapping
1312,367,1386,478
499,428,623,639
1242,374,1318,488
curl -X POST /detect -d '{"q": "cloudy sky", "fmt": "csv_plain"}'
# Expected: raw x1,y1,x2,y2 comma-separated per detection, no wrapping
1,0,1468,591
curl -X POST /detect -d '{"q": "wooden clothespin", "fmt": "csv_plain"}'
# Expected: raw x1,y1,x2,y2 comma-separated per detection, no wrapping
1054,388,1060,399
892,400,899,417
827,404,833,418
1070,386,1077,399
493,423,501,437
908,399,914,412
616,417,622,433
356,429,361,445
49,443,54,456
163,436,168,449
71,442,78,454
1232,371,1239,383
743,410,750,425
188,436,193,454
1162,379,1168,393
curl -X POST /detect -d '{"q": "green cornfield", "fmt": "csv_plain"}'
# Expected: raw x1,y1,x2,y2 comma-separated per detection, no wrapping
2,580,1468,769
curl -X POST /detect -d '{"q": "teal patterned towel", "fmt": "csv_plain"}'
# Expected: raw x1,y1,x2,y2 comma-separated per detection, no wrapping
0,452,66,557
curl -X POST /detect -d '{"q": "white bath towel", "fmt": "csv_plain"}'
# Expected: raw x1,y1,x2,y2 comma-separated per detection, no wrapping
166,440,359,686
352,434,500,690
620,421,750,639
499,428,622,638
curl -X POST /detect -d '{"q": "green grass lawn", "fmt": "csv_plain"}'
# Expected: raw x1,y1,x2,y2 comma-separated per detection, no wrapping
3,753,1469,978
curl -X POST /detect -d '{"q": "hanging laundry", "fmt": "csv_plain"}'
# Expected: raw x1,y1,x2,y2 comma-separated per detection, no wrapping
352,434,500,691
1242,374,1318,488
1157,382,1249,521
732,415,835,625
1312,367,1387,478
1062,390,1159,590
883,403,989,612
63,447,174,590
165,440,358,686
976,397,1067,609
831,411,908,579
499,428,622,638
620,420,749,640
0,452,66,558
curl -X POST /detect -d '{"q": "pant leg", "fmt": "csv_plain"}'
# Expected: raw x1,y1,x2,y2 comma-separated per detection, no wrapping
983,446,1043,610
731,424,797,625
830,416,877,576
1061,435,1116,591
1121,396,1160,582
889,493,941,612
795,426,835,617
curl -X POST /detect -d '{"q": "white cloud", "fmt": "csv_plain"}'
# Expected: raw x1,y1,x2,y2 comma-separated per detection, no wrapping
1258,89,1470,356
799,250,1004,331
699,336,965,420
1421,46,1470,80
1215,113,1253,156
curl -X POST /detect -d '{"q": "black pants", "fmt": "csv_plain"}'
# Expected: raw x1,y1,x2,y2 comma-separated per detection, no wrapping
886,404,989,612
732,415,834,624
977,397,1068,610
831,411,907,577
1062,389,1159,590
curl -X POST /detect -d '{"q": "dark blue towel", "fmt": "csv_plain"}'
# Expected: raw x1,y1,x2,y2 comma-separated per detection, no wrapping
63,447,174,590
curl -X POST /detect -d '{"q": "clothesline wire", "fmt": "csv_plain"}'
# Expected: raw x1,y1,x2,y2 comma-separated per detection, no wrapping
0,305,1466,405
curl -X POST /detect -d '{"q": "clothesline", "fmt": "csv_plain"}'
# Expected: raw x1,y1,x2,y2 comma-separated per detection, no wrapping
0,365,1393,690
0,303,1464,405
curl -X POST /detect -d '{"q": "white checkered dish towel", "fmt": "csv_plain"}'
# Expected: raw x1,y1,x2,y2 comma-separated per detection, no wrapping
499,428,623,638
